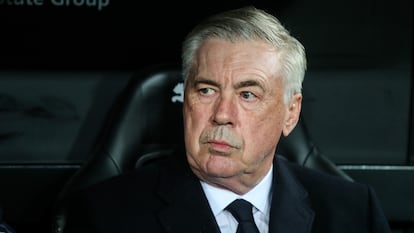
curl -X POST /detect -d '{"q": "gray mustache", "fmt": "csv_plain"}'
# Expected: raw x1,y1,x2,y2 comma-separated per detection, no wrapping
200,126,242,149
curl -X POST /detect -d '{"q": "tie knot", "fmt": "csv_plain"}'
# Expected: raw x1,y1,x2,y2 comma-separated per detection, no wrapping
226,199,255,223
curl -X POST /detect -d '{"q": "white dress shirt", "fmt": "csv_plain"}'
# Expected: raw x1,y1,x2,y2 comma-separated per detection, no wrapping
200,166,273,233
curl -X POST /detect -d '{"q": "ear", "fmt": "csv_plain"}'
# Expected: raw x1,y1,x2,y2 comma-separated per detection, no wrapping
282,93,302,136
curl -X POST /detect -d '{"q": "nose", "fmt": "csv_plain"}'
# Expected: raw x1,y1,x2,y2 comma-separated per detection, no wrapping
212,94,237,126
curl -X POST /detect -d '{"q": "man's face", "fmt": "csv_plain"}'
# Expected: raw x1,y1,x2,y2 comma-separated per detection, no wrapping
183,39,301,194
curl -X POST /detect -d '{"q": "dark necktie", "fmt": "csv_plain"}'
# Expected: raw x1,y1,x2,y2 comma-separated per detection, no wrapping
226,199,260,233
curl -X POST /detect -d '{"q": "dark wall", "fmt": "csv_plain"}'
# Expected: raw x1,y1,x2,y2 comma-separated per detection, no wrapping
4,0,409,70
0,0,413,232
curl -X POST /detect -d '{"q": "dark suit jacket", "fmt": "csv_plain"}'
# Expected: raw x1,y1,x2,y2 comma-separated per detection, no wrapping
64,152,392,233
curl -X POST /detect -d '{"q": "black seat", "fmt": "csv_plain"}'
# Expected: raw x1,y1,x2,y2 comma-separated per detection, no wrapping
51,64,352,233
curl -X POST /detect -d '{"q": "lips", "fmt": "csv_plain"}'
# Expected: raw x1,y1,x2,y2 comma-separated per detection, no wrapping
207,139,235,152
200,126,242,152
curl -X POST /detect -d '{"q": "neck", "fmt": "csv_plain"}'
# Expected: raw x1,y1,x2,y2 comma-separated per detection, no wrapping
198,163,273,195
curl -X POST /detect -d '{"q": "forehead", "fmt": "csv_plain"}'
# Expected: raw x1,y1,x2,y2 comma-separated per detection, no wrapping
193,39,283,83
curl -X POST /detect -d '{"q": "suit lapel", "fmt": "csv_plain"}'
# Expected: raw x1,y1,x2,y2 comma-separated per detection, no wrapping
154,153,314,233
156,156,221,233
269,156,315,233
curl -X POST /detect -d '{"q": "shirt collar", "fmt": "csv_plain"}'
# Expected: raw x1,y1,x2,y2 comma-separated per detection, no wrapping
201,165,273,216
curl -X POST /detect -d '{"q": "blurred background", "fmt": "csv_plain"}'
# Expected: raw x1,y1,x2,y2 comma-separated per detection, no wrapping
0,0,413,232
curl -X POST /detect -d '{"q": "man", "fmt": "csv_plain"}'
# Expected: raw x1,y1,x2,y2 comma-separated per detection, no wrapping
64,6,392,233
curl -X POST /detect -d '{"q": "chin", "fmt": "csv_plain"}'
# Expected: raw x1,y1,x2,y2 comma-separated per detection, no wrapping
204,163,241,178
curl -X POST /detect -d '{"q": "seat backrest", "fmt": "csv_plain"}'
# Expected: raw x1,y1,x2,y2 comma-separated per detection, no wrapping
52,64,352,233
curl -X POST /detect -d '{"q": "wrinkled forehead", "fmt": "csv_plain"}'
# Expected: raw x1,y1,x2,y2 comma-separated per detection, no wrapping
190,39,284,82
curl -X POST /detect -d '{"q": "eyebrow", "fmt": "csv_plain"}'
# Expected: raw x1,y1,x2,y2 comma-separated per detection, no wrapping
192,77,265,91
192,77,219,88
234,80,263,90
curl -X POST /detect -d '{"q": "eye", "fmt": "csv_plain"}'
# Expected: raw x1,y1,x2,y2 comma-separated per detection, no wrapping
199,87,215,96
240,91,257,101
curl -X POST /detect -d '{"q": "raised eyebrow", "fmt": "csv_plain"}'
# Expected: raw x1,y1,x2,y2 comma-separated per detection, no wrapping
235,80,264,91
192,77,220,88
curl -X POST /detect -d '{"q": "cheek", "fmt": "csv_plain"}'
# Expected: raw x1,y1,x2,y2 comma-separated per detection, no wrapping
183,100,208,148
244,102,286,153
